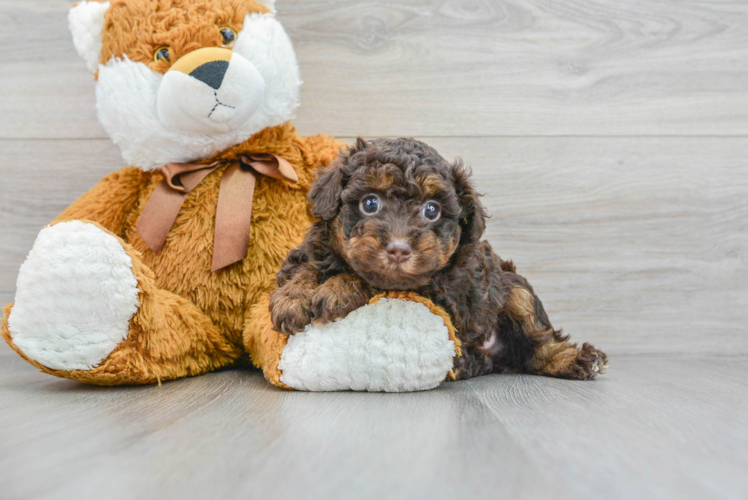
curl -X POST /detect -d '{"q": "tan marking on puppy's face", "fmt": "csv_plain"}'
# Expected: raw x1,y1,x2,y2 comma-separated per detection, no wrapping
417,174,447,198
101,0,270,73
331,163,463,291
362,163,398,193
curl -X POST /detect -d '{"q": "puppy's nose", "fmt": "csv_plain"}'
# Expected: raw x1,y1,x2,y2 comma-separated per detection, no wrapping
386,240,412,263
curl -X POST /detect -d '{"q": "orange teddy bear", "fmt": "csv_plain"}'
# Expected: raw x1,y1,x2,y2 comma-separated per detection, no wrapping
2,0,461,391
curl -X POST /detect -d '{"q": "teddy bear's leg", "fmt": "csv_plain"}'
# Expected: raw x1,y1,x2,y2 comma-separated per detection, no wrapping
243,293,292,389
1,221,240,385
245,291,461,392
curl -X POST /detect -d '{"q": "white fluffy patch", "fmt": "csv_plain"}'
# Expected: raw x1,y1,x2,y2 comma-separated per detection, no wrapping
69,1,110,73
279,299,457,392
157,52,266,134
8,222,140,371
95,13,301,170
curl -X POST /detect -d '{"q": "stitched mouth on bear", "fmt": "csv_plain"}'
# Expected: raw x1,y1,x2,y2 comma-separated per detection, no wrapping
208,90,237,121
156,48,266,134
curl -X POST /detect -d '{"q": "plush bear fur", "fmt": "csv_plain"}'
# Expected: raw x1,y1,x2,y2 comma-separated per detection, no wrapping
1,0,459,391
1,0,342,386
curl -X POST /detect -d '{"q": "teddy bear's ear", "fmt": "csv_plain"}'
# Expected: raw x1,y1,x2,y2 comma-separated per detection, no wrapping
69,1,110,73
257,0,277,14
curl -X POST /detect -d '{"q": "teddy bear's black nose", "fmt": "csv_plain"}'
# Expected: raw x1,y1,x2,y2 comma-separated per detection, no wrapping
190,60,230,90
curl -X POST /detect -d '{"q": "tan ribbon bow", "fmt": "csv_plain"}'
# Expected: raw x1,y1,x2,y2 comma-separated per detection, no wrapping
136,153,298,272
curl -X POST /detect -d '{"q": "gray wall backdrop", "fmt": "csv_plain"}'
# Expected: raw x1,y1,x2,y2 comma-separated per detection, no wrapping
1,0,747,357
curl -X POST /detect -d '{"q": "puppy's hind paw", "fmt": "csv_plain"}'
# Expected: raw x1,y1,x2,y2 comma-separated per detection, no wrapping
535,342,609,380
571,343,609,380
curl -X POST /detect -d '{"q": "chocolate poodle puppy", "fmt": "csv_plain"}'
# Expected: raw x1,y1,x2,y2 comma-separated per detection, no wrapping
270,138,608,380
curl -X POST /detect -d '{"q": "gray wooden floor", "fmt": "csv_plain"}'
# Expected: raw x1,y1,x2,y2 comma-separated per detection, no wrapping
1,0,747,498
2,350,747,500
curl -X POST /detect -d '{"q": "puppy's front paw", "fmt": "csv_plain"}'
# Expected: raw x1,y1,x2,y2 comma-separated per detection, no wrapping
270,287,312,335
311,274,370,325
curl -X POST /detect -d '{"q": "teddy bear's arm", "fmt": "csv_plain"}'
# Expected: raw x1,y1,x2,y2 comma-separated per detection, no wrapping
53,167,147,238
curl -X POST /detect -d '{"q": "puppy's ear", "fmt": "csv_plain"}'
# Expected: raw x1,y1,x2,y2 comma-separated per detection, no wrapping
308,162,345,220
452,160,487,244
309,138,369,220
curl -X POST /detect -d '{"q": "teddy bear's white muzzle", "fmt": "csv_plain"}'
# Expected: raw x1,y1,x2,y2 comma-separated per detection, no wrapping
157,49,265,135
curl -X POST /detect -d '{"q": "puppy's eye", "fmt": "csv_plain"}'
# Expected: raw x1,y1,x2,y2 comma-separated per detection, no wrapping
360,195,381,215
154,47,171,63
220,27,237,45
422,202,441,222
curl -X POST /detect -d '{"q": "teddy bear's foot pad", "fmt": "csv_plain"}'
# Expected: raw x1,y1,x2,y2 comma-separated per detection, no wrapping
278,298,456,392
7,221,140,371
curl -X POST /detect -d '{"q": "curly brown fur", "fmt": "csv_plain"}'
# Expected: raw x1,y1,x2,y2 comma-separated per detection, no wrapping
270,138,609,380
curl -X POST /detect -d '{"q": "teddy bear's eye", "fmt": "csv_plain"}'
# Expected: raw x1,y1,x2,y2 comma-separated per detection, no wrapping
154,47,171,63
220,27,237,46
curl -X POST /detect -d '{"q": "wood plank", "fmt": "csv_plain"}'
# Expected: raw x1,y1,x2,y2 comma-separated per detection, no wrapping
0,354,745,499
2,0,748,139
288,0,748,137
427,136,748,356
467,356,748,500
0,1,105,139
2,137,746,355
0,347,572,500
0,139,123,292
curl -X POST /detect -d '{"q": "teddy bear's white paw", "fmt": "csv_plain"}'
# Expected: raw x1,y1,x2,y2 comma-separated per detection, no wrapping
8,221,140,371
278,298,456,392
